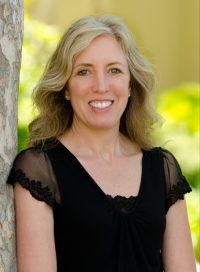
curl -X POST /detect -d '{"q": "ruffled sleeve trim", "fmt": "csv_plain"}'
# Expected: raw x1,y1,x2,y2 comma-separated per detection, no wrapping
160,148,192,212
166,176,192,212
8,168,55,208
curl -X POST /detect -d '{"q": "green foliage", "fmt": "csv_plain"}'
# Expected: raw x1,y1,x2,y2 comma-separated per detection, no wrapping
154,83,199,189
18,15,199,262
18,14,60,131
18,126,27,151
157,84,199,133
186,191,200,263
18,14,60,151
154,83,200,261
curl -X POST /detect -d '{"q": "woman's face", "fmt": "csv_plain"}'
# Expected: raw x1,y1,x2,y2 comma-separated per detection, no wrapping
67,34,130,132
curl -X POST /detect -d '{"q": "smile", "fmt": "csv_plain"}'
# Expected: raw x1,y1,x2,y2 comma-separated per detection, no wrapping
89,100,113,109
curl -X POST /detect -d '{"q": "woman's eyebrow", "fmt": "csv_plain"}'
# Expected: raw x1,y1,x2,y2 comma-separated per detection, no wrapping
107,62,125,66
74,63,93,68
74,62,126,68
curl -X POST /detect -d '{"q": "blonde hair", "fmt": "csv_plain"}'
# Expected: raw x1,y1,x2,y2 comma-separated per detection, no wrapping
29,15,159,150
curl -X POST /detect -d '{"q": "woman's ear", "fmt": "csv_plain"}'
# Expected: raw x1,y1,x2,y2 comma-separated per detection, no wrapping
65,90,70,100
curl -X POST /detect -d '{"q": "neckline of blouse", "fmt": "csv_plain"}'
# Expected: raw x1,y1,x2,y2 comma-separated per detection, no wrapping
56,140,147,216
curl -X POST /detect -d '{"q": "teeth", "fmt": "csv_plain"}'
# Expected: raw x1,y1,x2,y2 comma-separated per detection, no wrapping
89,101,112,109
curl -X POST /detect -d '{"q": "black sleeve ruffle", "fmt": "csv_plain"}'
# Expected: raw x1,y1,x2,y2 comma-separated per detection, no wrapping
161,148,192,212
7,148,60,208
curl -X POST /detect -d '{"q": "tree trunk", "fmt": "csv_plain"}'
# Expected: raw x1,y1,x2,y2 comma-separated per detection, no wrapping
0,0,23,271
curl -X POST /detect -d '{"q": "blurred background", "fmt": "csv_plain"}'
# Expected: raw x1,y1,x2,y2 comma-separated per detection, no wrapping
19,0,199,263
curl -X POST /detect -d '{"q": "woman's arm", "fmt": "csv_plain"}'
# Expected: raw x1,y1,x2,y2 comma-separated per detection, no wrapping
162,199,196,272
14,183,57,272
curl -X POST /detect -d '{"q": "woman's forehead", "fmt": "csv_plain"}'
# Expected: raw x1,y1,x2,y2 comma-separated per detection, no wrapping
72,35,127,66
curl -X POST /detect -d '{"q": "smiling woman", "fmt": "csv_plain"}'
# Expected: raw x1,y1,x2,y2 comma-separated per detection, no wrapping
7,15,196,272
27,15,157,150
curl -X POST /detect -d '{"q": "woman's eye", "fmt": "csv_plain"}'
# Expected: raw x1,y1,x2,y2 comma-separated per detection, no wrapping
110,68,121,74
77,69,89,76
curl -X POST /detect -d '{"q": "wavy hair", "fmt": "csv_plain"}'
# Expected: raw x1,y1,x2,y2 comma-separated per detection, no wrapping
28,15,160,150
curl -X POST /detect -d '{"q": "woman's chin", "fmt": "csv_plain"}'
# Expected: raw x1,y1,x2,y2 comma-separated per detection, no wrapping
88,121,119,131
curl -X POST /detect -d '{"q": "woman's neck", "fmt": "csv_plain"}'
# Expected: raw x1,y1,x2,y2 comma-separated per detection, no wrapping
59,124,140,163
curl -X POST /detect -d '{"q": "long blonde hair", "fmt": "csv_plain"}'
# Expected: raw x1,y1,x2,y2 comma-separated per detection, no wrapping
29,15,159,150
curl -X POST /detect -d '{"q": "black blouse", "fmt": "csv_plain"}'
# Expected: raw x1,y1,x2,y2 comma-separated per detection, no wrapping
7,142,192,272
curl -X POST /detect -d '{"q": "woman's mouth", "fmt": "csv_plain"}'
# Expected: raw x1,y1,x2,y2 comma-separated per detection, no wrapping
89,100,113,109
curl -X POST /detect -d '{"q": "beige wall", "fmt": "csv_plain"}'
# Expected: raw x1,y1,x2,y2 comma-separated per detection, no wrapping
27,0,199,90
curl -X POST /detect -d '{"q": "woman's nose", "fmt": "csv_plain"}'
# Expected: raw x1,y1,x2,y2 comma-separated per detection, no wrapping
93,72,109,93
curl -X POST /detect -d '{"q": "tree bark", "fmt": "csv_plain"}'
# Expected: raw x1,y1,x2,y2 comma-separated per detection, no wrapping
0,0,23,271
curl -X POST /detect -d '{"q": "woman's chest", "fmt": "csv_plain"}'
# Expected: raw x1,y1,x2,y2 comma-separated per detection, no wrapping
53,160,166,254
76,153,143,198
49,146,166,229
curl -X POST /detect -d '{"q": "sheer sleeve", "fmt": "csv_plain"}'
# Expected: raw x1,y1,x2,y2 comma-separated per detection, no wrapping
161,149,192,212
7,148,60,208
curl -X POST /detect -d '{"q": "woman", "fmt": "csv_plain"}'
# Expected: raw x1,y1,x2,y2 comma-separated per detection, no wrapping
7,15,196,271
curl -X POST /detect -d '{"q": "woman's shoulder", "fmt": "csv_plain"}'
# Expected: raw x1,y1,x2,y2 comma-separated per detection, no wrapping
145,146,177,158
147,146,192,212
15,145,46,159
14,139,60,162
145,146,188,178
7,145,59,207
146,146,186,172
